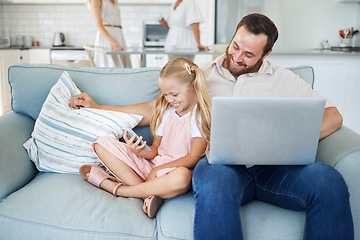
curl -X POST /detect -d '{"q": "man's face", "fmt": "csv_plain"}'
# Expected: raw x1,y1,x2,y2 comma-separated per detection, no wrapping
224,26,271,78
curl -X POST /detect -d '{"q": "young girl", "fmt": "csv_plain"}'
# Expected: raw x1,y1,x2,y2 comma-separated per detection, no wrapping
80,57,211,218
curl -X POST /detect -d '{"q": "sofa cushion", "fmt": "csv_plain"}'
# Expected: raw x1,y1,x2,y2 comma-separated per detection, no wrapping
0,173,157,240
8,64,161,120
288,65,314,88
23,71,142,174
156,192,305,240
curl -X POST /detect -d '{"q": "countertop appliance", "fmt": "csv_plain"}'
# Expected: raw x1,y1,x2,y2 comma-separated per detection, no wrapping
0,37,10,48
53,32,65,47
143,22,168,48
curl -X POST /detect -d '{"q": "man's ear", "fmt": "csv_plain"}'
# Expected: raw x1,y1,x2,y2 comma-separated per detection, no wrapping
262,49,272,59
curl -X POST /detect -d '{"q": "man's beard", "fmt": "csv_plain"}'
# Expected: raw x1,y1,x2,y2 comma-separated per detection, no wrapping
223,49,263,78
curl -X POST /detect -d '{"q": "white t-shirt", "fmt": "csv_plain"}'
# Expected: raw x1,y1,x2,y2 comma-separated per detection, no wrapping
199,54,334,108
156,106,202,138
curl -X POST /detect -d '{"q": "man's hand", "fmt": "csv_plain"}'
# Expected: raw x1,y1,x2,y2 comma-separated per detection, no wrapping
69,92,99,109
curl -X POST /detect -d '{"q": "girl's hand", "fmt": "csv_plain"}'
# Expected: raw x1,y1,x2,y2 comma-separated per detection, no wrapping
123,131,148,155
69,92,99,109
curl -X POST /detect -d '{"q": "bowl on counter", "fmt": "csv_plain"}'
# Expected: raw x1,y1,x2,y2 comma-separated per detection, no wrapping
0,37,11,48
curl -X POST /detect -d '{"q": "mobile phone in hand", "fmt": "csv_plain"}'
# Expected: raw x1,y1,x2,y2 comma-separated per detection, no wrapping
123,128,151,152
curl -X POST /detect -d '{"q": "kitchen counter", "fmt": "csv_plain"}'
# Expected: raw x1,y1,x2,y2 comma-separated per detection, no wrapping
271,48,360,56
108,48,223,67
0,45,84,50
107,47,360,67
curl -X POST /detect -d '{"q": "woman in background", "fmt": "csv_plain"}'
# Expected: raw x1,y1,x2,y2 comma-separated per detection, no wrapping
159,0,209,61
88,0,131,67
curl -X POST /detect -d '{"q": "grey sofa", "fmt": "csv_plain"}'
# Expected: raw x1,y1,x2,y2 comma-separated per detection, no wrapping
0,63,359,240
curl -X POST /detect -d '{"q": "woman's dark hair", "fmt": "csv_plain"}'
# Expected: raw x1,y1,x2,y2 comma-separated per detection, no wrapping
235,13,278,56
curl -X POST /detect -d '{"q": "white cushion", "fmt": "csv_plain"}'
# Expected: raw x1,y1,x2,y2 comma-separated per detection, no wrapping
23,71,142,174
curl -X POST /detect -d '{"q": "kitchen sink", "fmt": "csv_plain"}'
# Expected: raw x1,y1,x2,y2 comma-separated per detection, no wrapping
330,46,360,52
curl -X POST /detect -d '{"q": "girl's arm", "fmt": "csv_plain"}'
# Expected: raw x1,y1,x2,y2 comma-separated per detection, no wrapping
146,137,206,181
69,92,156,126
89,0,123,51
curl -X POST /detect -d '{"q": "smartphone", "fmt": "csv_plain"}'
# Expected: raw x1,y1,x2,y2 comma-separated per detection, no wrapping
123,128,151,152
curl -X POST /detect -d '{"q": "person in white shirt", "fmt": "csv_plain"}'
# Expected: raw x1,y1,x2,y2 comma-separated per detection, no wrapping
88,0,131,67
159,0,209,61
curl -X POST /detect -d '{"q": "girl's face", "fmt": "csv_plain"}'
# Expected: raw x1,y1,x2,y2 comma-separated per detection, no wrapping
158,77,196,117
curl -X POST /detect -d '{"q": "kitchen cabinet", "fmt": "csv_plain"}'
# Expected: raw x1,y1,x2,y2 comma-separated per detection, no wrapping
119,0,172,4
5,0,84,3
28,49,51,64
57,0,85,3
11,0,57,3
0,48,50,115
146,54,168,68
0,50,24,115
267,54,360,134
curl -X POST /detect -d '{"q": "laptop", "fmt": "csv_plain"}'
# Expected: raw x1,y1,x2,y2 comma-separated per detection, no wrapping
208,97,325,165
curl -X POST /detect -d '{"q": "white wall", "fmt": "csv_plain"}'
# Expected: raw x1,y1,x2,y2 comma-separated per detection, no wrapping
0,3,170,47
1,0,359,50
262,0,360,50
0,1,213,49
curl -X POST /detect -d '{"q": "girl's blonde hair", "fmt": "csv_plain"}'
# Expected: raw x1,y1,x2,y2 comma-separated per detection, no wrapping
150,57,212,153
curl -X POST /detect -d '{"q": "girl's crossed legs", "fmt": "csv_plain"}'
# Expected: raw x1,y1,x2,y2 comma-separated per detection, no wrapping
89,143,192,216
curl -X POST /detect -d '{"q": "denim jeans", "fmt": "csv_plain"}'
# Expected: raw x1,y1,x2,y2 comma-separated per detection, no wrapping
192,157,354,240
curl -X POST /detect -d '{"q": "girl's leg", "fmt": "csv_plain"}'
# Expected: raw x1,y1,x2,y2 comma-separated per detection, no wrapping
101,167,192,199
94,143,144,185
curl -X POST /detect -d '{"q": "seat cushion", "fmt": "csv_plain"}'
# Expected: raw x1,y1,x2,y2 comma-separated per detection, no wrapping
0,173,157,240
156,192,305,240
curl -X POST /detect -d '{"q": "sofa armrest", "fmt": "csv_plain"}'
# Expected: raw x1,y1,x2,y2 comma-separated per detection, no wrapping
0,112,38,200
316,126,360,168
316,125,360,236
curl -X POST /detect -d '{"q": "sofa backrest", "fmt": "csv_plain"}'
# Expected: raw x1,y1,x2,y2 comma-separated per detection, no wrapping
288,65,314,88
8,63,314,121
8,63,161,120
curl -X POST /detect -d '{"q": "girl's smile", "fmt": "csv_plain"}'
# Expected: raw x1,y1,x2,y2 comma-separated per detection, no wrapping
158,77,196,117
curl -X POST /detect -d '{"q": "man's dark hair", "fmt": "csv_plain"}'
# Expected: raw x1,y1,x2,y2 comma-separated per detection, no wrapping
235,13,278,56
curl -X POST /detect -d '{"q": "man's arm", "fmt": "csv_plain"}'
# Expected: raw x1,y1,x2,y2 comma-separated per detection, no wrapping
69,92,156,126
320,107,343,140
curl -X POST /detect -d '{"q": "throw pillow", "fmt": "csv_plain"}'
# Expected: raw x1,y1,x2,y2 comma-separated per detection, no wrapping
23,71,142,174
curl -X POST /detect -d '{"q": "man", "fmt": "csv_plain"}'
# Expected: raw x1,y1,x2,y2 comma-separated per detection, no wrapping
70,13,353,240
192,13,353,240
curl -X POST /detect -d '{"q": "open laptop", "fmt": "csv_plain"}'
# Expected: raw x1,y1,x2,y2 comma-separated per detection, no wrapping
208,97,325,165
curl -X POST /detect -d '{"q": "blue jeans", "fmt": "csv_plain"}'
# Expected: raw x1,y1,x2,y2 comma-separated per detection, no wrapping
192,157,354,240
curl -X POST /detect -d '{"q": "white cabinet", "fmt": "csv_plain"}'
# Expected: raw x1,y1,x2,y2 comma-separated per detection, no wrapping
0,48,50,115
57,0,86,3
146,54,168,68
28,49,51,64
267,54,360,133
11,0,57,3
119,0,172,4
7,0,84,3
0,50,22,115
